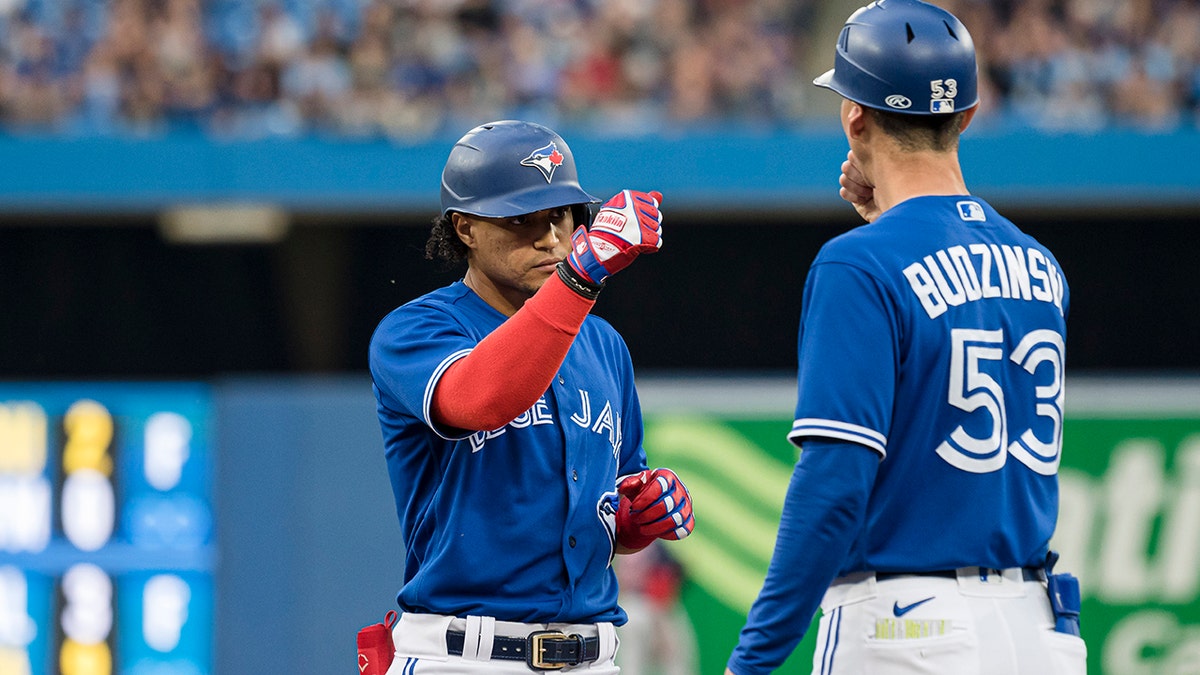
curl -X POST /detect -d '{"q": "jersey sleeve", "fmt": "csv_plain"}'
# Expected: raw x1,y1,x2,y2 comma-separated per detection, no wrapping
789,260,898,457
369,302,478,440
727,438,878,675
432,272,594,431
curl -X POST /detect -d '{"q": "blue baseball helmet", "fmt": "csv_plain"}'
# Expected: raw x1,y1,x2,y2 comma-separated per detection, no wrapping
813,0,978,115
440,120,598,218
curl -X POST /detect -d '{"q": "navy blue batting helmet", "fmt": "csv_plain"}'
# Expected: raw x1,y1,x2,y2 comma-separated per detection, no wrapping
440,120,598,218
814,0,978,115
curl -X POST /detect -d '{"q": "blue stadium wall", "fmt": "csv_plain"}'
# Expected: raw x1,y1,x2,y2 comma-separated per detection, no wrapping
3,127,1199,214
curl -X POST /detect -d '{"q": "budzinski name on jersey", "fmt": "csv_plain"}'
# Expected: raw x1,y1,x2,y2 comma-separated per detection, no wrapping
468,390,623,457
902,243,1065,319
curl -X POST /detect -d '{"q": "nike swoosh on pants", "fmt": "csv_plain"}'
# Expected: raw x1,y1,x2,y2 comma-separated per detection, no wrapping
893,597,935,616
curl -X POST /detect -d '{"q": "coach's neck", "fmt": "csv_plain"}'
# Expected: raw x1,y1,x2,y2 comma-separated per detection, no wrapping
843,101,978,215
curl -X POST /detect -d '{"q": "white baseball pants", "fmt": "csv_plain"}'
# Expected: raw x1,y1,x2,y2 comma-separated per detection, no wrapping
812,568,1087,675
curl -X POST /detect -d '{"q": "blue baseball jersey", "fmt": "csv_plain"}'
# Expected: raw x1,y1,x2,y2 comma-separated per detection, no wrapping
790,195,1069,573
368,280,648,625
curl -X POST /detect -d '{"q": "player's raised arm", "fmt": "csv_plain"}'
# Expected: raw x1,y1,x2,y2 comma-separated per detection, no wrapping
431,189,665,433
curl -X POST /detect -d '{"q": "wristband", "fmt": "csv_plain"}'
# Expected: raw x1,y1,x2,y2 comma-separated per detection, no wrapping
556,261,603,300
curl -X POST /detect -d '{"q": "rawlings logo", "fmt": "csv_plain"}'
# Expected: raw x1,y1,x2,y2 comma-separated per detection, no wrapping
885,94,912,109
521,142,565,183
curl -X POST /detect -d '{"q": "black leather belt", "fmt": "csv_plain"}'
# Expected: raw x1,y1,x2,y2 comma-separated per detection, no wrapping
446,629,600,670
876,567,1044,582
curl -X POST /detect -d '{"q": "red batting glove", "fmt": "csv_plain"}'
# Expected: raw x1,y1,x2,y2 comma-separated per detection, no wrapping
615,468,694,551
566,190,663,284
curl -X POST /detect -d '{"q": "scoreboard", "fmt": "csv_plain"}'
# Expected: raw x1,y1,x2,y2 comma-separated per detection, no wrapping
0,383,213,674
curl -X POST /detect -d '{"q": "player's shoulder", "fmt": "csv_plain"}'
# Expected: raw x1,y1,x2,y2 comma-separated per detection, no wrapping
813,219,892,268
578,312,624,343
405,281,478,312
819,195,1021,261
370,282,484,343
575,313,634,363
376,282,460,321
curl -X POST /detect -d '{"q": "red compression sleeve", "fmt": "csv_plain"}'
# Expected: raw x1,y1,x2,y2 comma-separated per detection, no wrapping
431,272,595,431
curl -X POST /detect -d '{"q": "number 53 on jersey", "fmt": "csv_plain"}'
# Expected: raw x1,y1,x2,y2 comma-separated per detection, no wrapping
937,327,1064,476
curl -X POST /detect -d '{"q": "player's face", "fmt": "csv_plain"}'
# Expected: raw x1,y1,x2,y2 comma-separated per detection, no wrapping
456,206,575,315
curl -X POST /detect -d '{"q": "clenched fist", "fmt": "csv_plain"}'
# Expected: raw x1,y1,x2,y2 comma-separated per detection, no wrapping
566,189,663,285
615,467,694,552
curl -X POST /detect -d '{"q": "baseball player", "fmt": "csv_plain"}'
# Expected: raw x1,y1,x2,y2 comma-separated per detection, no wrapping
726,1,1085,674
368,120,694,674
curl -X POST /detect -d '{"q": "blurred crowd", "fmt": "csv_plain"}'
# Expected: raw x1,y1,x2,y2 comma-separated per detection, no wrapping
1,0,1198,141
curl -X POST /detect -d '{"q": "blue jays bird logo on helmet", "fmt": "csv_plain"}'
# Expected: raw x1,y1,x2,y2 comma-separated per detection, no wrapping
521,142,565,183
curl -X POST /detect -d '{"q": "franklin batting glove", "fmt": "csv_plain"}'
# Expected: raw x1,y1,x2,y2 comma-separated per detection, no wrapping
615,467,694,551
567,189,663,285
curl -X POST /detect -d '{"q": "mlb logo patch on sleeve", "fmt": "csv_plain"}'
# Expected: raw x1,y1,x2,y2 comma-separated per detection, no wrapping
957,200,986,222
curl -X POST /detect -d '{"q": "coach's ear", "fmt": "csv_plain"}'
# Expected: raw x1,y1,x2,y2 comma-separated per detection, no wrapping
960,104,979,133
842,100,868,143
452,212,478,250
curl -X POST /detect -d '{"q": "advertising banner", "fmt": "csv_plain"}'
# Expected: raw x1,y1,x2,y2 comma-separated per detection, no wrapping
632,376,1200,675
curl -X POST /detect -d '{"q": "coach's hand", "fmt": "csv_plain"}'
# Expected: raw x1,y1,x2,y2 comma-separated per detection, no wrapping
615,467,694,552
566,189,663,285
839,150,881,223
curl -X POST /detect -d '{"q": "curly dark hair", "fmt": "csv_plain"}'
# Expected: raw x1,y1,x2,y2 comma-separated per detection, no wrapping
424,214,469,264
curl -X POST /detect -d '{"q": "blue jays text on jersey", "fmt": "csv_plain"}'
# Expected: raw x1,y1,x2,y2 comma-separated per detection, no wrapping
467,390,623,458
368,280,648,625
789,195,1070,574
